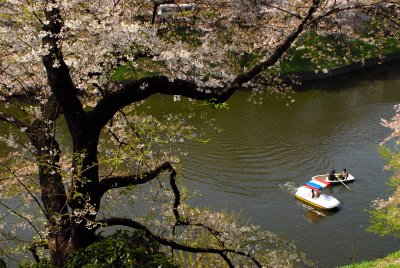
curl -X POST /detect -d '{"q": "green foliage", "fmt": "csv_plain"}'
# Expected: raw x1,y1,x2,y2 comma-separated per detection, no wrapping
207,98,229,110
280,32,346,73
65,231,178,268
19,259,54,268
110,60,163,82
158,26,203,47
368,207,400,237
368,146,400,237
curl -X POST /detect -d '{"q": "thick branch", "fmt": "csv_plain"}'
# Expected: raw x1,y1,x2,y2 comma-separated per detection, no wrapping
90,77,210,131
223,0,321,91
42,3,86,136
97,217,262,268
99,162,176,197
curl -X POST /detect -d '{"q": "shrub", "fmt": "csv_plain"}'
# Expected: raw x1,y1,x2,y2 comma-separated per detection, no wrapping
65,231,178,268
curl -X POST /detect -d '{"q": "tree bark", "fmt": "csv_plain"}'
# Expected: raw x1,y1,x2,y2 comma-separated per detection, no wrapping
30,125,72,267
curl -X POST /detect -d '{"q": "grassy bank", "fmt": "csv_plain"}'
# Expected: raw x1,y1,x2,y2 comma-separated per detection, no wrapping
341,250,400,268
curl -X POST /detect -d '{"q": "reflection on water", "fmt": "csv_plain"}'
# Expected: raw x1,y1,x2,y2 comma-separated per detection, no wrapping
303,209,333,223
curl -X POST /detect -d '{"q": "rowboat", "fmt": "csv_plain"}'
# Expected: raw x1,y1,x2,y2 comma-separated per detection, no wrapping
312,173,355,185
295,179,341,210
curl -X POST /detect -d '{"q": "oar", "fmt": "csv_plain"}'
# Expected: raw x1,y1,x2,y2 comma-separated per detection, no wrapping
336,176,352,191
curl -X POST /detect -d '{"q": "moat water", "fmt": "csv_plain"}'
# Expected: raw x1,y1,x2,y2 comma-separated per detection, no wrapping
146,62,400,267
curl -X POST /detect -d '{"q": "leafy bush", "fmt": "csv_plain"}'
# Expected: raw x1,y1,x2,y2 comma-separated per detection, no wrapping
19,259,54,268
65,231,178,268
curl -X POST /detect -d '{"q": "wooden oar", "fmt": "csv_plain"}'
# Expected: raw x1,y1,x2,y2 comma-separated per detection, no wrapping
336,176,352,191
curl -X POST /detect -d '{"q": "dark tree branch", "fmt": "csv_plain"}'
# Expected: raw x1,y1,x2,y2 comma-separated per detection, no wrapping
0,162,46,216
42,4,86,137
372,10,400,28
97,217,263,268
0,202,43,239
225,0,322,91
90,77,206,131
220,252,234,268
29,246,40,263
27,240,48,263
0,66,37,98
262,4,302,19
16,177,47,216
168,166,180,222
99,162,175,197
361,2,400,28
0,112,29,131
100,157,222,241
113,0,123,8
100,157,220,241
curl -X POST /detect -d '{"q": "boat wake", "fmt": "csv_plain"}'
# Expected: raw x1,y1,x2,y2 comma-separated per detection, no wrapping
279,182,298,196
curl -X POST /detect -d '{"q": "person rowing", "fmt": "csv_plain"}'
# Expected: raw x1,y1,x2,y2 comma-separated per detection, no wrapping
328,169,336,181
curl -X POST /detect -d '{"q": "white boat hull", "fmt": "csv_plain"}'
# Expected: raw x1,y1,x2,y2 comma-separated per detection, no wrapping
295,186,341,210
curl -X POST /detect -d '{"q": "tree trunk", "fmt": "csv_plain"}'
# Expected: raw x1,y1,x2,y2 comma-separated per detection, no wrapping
68,128,103,250
47,235,73,268
37,157,73,266
34,134,101,265
30,117,75,266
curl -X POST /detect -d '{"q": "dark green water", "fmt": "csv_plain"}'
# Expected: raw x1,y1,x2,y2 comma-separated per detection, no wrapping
144,62,400,267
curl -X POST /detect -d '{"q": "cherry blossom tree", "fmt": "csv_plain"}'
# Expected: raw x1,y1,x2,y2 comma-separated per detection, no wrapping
0,0,398,266
369,105,400,237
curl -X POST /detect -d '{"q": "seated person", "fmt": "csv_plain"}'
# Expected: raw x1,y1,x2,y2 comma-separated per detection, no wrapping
339,168,348,180
328,169,336,181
